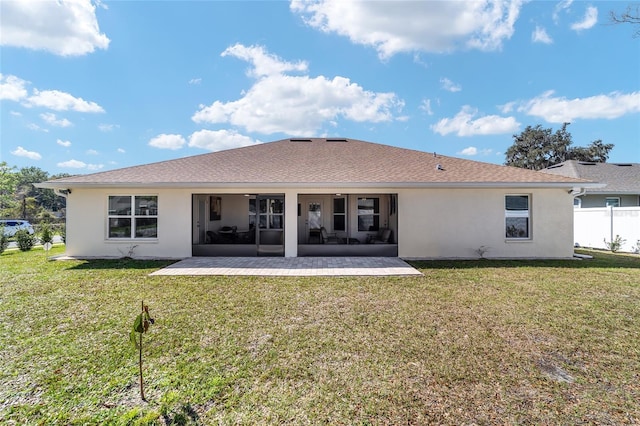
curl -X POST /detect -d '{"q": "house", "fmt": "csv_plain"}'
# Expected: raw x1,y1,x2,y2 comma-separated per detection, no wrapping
542,160,640,208
542,160,640,252
37,138,597,259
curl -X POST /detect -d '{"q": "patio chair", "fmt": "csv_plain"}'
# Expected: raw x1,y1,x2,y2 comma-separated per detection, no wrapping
320,227,339,244
368,228,392,244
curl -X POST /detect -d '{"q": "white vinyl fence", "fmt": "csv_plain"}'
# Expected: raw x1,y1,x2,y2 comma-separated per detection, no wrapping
574,207,640,253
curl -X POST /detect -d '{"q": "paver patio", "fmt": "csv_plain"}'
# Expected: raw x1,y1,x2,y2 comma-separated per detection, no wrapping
149,256,422,276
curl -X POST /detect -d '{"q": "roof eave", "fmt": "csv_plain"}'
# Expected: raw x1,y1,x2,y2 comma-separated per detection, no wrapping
36,181,604,190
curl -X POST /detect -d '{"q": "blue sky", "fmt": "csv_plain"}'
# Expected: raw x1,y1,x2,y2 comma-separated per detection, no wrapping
1,0,639,174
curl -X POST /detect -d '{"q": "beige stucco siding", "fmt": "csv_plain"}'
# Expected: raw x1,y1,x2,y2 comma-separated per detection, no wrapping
397,187,574,259
66,188,192,258
64,185,575,259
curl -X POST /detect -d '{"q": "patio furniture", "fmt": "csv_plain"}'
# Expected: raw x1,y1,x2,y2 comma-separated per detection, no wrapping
320,227,339,244
367,228,392,244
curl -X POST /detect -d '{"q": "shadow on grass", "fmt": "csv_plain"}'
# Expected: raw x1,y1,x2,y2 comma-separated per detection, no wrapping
66,258,177,271
162,403,199,425
407,250,640,270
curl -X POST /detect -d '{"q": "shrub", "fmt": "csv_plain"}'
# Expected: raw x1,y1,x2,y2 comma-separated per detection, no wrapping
0,231,8,254
604,235,626,253
15,229,36,252
39,222,54,245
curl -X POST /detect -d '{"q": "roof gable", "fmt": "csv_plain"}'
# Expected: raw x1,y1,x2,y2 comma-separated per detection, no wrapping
43,138,591,188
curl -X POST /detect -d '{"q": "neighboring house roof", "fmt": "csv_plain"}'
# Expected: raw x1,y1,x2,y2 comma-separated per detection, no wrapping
542,160,640,194
39,138,595,189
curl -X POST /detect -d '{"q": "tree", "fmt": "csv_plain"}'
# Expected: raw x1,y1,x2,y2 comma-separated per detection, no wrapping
504,123,613,170
610,5,640,37
0,162,18,217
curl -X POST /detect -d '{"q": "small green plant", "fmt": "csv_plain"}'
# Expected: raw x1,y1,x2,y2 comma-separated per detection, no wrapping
119,244,138,259
130,301,155,401
604,235,626,253
15,229,36,251
475,245,490,259
0,229,8,254
38,223,53,245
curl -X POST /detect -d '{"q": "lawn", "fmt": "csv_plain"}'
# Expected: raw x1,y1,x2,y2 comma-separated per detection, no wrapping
1,247,638,425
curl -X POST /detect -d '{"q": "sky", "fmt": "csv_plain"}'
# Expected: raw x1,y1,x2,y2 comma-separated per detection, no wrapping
1,0,639,175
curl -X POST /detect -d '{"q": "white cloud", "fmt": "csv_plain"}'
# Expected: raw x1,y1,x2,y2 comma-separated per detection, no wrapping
11,146,42,160
518,90,640,122
189,78,202,85
148,133,186,150
0,0,110,56
117,148,126,153
98,123,119,132
458,147,495,156
440,78,462,92
27,123,49,133
222,43,308,78
291,0,524,59
188,129,261,152
458,146,478,156
0,74,29,101
86,149,99,155
420,99,433,115
431,106,520,136
57,139,72,147
571,6,598,31
26,89,104,112
193,44,403,135
40,112,72,127
553,0,573,23
57,159,103,170
10,111,22,117
532,26,553,44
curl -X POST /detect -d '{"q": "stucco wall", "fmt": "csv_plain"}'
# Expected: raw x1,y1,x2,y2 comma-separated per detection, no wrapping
397,187,575,259
64,186,575,259
65,188,192,258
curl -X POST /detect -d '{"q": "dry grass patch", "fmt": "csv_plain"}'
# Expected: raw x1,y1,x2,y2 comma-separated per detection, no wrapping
0,247,638,424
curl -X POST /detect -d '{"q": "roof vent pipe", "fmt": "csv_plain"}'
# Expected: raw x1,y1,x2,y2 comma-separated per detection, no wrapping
436,164,443,171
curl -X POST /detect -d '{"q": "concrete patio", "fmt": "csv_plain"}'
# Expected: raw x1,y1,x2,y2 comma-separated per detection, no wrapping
149,257,422,277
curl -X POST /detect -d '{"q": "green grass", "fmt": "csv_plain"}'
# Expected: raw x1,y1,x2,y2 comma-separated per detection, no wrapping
1,247,639,425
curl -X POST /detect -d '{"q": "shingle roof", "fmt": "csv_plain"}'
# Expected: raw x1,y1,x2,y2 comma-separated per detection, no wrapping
542,160,640,194
42,138,593,188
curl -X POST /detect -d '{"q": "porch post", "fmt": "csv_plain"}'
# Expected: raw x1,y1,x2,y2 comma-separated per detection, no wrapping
284,189,298,257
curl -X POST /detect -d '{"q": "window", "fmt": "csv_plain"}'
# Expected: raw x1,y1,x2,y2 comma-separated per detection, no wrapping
605,197,620,207
505,195,530,239
108,195,158,239
573,197,581,208
333,197,346,231
358,197,379,231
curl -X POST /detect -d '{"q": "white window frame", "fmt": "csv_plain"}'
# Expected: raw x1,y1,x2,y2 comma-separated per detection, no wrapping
107,195,158,239
505,194,531,240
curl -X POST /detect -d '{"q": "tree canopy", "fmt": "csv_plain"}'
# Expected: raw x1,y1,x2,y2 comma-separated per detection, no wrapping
610,5,640,37
504,123,614,170
0,164,70,220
